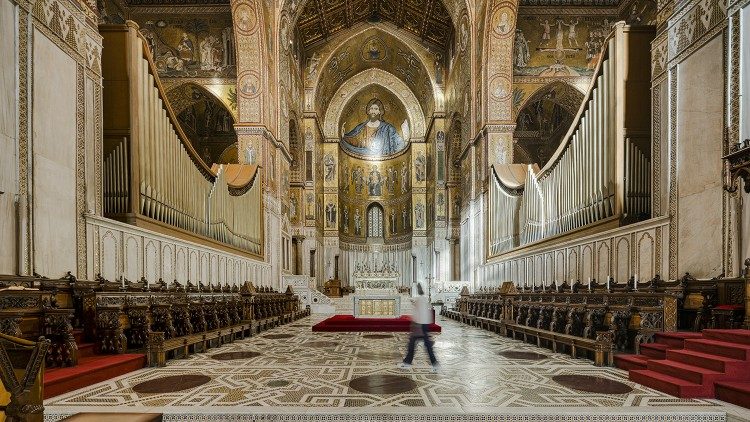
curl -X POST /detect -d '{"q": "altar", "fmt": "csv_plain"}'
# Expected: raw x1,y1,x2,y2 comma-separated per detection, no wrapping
351,261,401,318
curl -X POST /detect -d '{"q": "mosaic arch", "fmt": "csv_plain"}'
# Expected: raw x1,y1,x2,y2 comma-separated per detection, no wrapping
323,68,426,141
304,25,442,118
166,83,238,166
512,80,584,167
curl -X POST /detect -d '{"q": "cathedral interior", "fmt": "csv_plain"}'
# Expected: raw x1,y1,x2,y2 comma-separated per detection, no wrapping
2,0,750,419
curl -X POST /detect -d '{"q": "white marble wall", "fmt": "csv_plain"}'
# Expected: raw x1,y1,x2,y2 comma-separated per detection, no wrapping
32,29,78,277
87,214,271,286
676,35,725,278
478,217,669,287
741,5,750,142
0,0,18,274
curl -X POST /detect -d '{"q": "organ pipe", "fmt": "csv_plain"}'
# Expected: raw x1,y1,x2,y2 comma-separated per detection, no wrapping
101,22,263,256
488,23,654,257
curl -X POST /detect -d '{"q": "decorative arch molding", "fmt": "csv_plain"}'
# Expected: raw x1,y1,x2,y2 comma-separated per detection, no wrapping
305,24,442,110
323,69,426,140
482,0,519,124
231,0,271,125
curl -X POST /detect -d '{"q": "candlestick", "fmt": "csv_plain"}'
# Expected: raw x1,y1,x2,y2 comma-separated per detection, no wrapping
634,274,638,291
587,277,592,291
570,279,574,293
606,277,610,291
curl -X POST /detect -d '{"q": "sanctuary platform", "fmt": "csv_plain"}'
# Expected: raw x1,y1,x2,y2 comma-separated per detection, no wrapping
42,314,749,422
311,314,442,332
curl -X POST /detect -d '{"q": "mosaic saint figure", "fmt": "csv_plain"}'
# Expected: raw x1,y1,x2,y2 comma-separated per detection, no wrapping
177,33,194,61
354,208,362,235
368,166,382,196
514,29,531,68
415,152,426,182
340,98,408,157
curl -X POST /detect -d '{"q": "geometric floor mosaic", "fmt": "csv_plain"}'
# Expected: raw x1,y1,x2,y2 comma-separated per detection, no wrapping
43,314,750,421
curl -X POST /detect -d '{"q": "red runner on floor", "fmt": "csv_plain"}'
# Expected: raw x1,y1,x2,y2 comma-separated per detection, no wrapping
312,314,441,332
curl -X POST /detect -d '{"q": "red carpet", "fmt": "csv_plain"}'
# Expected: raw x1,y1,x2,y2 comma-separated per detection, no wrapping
615,329,750,407
44,353,146,399
312,314,441,333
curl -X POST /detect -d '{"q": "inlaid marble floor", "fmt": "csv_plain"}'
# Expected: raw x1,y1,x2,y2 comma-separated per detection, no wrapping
44,314,750,421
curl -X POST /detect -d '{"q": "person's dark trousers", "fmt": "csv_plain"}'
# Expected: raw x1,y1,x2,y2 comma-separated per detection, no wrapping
403,323,438,365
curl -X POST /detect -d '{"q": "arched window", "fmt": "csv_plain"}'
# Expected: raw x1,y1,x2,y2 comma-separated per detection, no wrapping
367,203,384,239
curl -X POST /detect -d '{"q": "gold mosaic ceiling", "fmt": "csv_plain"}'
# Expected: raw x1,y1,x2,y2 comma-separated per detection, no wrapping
296,0,453,51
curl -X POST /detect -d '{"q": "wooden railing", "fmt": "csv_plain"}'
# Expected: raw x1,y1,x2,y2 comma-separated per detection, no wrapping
489,23,654,256
100,22,263,256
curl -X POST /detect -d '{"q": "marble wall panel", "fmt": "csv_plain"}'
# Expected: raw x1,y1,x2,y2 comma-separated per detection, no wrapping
581,244,594,281
676,35,724,277
615,237,630,282
596,242,610,282
124,236,140,280
637,232,655,280
0,0,17,267
32,29,77,277
88,215,270,286
478,219,668,290
0,0,15,144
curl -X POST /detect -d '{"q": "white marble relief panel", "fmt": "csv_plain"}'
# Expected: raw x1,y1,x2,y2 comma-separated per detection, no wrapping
124,236,140,281
581,244,594,281
615,237,631,282
162,245,174,282
101,230,119,281
188,250,198,281
176,248,187,282
145,240,158,283
555,251,566,283
596,242,611,282
637,232,655,280
567,249,579,282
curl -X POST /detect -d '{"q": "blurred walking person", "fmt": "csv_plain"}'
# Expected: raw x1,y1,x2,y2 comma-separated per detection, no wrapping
397,283,439,372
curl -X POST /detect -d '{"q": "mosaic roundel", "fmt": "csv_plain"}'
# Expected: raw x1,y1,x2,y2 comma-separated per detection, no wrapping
349,374,417,394
234,2,258,35
552,375,634,394
132,375,211,394
238,71,262,99
264,333,296,339
303,341,339,348
491,5,515,37
489,75,512,100
211,351,262,360
498,351,548,360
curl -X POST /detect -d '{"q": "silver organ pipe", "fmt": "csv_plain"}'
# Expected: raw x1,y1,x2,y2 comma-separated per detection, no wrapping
101,23,263,255
488,23,653,257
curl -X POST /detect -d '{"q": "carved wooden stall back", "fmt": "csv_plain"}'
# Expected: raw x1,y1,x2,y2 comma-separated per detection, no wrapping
677,259,749,330
0,333,50,422
443,274,689,366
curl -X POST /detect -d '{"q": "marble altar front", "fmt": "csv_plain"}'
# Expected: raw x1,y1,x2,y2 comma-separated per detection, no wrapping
351,262,401,318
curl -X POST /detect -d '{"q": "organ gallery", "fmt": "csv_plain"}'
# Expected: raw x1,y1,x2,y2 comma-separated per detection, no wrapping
1,0,750,420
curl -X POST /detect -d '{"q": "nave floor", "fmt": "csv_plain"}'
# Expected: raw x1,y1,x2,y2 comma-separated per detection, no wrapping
44,315,750,421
